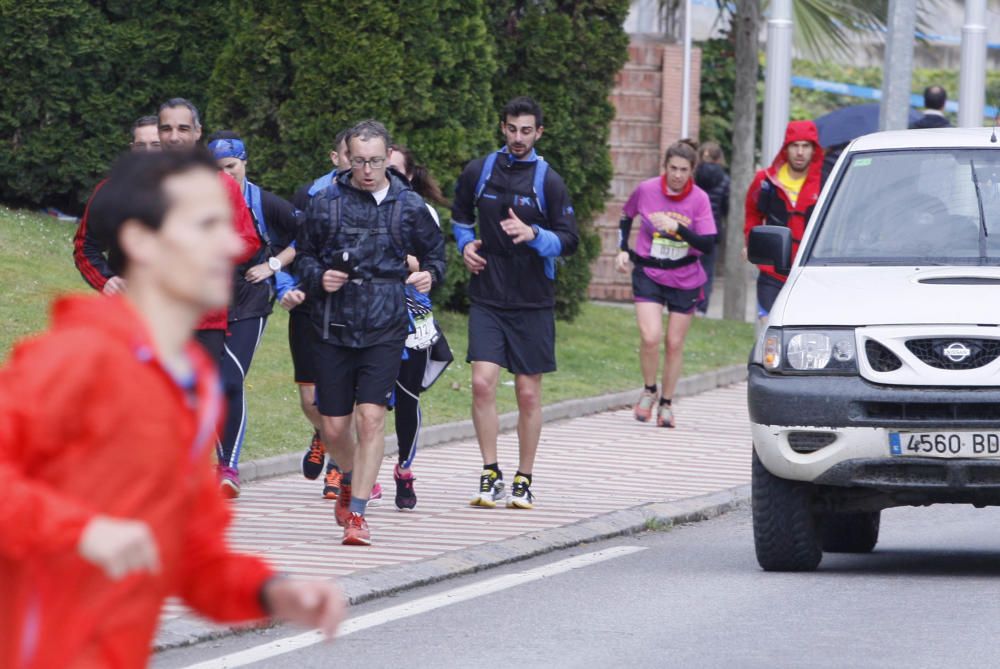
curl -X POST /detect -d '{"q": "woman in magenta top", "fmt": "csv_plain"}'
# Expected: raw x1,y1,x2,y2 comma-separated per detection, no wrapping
615,141,716,428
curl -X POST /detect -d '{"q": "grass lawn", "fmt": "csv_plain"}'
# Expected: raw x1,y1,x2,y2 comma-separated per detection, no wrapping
0,206,754,461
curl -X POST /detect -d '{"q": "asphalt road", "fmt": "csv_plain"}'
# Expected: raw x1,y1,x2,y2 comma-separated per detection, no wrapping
154,504,1000,669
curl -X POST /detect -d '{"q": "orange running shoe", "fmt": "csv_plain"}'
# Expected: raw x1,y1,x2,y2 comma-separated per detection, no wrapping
342,512,371,546
323,465,342,500
302,430,326,480
335,483,353,527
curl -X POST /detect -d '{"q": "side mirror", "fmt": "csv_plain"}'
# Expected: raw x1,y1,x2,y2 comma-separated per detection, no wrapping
748,226,793,275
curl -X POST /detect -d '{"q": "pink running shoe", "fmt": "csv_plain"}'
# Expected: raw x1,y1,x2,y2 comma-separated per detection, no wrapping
218,465,240,499
368,482,384,507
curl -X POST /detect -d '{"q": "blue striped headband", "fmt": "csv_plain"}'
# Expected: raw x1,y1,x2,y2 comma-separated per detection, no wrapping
207,138,247,161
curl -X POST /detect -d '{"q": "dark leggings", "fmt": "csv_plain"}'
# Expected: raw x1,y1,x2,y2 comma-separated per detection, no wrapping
394,348,428,469
218,316,267,469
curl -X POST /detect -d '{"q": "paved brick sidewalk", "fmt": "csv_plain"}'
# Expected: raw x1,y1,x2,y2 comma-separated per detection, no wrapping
157,382,750,637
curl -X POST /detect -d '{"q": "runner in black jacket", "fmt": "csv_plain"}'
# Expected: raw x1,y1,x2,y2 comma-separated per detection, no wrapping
452,96,579,510
295,120,445,546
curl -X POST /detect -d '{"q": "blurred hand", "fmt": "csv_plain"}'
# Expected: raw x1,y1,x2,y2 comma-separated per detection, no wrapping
102,276,127,296
406,254,420,273
406,271,433,294
280,289,306,311
78,516,160,581
615,251,631,274
741,246,749,262
245,263,275,284
322,270,349,293
648,212,678,235
462,240,486,275
500,208,536,244
263,577,345,639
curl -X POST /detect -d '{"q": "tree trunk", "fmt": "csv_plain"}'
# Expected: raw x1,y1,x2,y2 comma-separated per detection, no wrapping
723,0,760,322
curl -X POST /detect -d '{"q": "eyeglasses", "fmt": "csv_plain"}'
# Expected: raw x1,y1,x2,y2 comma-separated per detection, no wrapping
350,156,387,169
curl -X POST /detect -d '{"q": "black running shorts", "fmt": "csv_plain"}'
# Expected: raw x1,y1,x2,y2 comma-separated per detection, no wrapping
288,309,318,385
631,268,703,315
466,303,556,375
314,339,405,417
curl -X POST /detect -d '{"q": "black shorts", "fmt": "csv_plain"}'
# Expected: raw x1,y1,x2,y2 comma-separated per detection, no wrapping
466,303,555,375
757,274,786,314
288,309,318,385
631,268,703,314
314,340,405,417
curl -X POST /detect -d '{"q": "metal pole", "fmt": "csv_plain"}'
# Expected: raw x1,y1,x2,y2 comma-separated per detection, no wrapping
879,0,917,131
680,0,692,138
959,0,987,127
762,0,793,162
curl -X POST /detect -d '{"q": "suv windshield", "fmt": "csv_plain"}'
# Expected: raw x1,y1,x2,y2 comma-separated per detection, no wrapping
809,149,1000,265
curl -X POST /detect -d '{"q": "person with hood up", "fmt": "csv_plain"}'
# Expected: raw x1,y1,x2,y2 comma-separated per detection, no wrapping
744,120,825,317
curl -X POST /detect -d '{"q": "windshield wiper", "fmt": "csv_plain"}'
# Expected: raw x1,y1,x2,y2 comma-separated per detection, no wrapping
970,159,989,262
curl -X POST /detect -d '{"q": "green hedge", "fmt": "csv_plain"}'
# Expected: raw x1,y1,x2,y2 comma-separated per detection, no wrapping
1,1,628,320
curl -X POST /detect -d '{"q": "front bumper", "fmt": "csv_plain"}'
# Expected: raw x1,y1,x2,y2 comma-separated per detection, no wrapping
748,365,1000,491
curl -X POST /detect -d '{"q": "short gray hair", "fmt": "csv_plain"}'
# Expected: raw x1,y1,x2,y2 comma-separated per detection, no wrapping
346,119,391,152
158,97,202,129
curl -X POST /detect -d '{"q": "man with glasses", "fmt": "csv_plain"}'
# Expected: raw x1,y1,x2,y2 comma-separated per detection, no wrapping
74,115,164,295
295,120,445,546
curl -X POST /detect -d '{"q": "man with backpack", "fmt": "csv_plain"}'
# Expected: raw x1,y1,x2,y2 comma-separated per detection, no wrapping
452,96,579,510
295,120,445,546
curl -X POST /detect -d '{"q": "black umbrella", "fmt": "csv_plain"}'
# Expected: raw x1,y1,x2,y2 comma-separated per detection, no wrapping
814,103,923,148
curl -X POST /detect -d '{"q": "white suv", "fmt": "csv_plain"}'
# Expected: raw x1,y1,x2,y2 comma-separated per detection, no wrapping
747,127,1000,571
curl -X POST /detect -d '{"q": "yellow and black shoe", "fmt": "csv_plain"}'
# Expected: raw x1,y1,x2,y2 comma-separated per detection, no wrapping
506,475,535,510
470,469,505,508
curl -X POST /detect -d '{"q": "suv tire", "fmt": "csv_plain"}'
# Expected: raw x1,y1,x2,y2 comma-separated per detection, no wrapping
752,449,822,571
820,511,880,553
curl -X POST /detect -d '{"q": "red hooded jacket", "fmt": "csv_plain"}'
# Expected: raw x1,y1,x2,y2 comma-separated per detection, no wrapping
73,172,260,330
0,296,274,669
744,120,825,283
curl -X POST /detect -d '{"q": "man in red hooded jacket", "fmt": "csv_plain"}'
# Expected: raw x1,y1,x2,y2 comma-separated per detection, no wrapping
0,150,343,669
744,120,825,315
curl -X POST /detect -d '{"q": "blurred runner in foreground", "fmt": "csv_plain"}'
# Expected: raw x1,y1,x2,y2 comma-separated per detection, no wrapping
0,150,343,669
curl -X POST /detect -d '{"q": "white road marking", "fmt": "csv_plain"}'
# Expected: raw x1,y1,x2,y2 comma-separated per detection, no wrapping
178,545,647,669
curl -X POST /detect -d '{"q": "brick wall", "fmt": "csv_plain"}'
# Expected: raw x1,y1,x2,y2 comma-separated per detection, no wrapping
588,39,701,302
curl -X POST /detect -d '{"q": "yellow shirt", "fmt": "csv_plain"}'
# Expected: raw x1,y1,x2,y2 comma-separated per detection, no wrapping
777,164,806,207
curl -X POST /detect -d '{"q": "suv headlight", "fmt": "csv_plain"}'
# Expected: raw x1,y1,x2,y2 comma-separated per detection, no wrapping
758,327,857,374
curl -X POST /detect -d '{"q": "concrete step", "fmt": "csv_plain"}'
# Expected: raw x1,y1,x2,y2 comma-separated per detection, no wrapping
610,146,662,176
613,66,663,96
609,93,661,122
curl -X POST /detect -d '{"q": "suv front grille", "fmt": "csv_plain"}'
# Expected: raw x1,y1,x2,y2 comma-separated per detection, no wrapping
904,338,1000,371
865,340,902,372
861,401,1000,422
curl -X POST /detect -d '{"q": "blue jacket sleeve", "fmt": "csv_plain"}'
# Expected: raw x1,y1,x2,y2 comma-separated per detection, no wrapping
275,271,299,300
526,226,563,258
453,222,476,254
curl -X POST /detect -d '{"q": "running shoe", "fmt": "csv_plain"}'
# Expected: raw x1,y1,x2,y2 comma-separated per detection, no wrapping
507,475,535,509
469,469,505,508
368,482,384,508
657,404,676,428
634,388,658,422
322,464,342,500
394,464,417,510
301,430,325,480
335,483,353,527
342,512,371,546
218,465,240,499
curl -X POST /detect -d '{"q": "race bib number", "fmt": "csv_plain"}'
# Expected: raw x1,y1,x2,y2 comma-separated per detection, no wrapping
406,313,438,350
650,234,689,261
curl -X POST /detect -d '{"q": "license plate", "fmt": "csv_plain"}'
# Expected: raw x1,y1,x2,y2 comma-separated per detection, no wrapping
889,431,1000,458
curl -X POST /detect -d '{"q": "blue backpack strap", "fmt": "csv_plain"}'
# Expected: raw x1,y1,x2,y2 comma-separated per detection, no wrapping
473,151,500,205
532,158,548,217
244,180,270,245
308,170,337,198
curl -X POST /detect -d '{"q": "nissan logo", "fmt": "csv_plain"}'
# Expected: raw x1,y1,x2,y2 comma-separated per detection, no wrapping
943,342,972,362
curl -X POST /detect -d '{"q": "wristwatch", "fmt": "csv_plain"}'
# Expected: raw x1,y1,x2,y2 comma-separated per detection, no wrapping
267,257,282,272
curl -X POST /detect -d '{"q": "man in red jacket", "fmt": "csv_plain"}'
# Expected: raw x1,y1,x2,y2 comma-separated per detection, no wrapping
744,119,825,316
0,150,343,669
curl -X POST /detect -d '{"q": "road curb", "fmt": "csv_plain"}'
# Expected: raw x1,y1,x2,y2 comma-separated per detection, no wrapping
153,484,750,652
238,364,748,484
